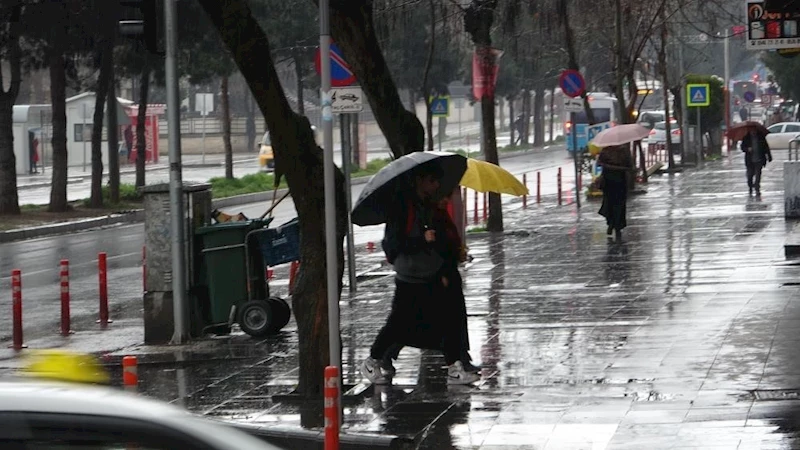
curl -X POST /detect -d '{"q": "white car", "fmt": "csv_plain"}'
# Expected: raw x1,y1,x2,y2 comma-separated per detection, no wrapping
766,122,800,149
0,381,284,449
647,120,681,144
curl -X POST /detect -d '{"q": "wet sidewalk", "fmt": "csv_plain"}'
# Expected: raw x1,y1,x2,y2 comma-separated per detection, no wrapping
6,149,800,449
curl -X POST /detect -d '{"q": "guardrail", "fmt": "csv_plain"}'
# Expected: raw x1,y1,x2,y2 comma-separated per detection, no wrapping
790,138,800,162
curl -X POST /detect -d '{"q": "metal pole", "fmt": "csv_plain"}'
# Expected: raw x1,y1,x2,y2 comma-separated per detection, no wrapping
82,104,87,173
438,118,442,152
320,0,342,405
723,28,731,152
201,96,206,164
164,0,188,344
696,108,702,165
342,114,357,293
570,111,580,208
679,45,688,166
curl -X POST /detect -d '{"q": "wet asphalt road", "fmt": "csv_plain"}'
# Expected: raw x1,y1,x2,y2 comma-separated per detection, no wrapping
0,144,570,342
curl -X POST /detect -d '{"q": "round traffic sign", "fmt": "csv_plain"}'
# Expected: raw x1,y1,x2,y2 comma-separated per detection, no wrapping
315,43,357,87
559,69,586,98
743,91,756,103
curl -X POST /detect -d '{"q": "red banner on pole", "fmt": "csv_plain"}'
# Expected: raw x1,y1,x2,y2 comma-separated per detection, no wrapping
472,47,503,99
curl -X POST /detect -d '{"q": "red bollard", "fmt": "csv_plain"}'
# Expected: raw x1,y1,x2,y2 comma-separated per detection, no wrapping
366,241,375,252
10,269,25,350
537,171,541,204
288,261,300,295
324,366,340,450
142,245,147,292
266,268,274,280
122,356,138,392
522,173,528,209
60,260,71,336
557,168,563,206
98,252,111,328
473,190,478,224
482,192,488,222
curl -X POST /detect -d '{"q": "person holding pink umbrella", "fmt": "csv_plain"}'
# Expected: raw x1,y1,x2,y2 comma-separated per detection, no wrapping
590,124,649,241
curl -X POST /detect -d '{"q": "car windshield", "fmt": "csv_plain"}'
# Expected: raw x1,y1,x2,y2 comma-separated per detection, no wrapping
654,121,677,131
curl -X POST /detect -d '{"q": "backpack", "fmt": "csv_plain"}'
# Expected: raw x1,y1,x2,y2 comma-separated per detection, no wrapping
382,199,416,265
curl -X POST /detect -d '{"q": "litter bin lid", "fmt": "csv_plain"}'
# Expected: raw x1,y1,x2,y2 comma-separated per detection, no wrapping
195,218,271,235
139,182,211,195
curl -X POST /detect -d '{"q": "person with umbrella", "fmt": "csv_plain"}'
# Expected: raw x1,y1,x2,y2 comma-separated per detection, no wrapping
355,158,480,386
589,124,649,241
728,122,772,196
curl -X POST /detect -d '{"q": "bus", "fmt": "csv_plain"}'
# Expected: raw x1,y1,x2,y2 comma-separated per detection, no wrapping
565,93,619,153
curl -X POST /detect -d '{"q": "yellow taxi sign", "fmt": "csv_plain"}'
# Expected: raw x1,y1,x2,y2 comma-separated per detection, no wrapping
22,350,110,385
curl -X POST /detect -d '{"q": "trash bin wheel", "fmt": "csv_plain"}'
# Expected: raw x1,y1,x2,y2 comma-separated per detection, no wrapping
268,296,291,331
238,300,274,337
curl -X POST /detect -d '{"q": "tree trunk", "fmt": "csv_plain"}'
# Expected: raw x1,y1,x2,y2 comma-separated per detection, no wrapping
107,73,120,204
246,94,256,152
48,52,69,212
293,48,305,115
89,48,111,208
0,3,22,215
548,88,555,143
221,75,234,179
508,96,514,145
422,0,435,152
329,0,424,157
135,61,150,188
198,0,347,424
613,0,628,124
533,86,545,147
465,1,502,232
522,89,531,146
498,96,505,131
659,10,675,171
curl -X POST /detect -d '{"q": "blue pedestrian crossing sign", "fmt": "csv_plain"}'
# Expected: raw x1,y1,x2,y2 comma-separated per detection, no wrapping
687,83,710,107
430,96,450,117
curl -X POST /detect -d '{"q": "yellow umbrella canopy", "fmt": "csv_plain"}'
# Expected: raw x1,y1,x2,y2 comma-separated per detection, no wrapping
22,350,110,385
460,159,529,196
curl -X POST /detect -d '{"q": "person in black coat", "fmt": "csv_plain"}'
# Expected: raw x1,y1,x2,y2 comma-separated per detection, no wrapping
741,131,772,196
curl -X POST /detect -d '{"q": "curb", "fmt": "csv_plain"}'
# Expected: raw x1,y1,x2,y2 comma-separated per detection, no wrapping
230,423,414,449
3,146,557,244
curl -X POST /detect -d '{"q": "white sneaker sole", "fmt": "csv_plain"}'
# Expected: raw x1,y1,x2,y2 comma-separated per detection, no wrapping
360,363,389,385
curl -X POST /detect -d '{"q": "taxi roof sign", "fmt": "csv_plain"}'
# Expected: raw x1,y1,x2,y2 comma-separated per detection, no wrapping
22,350,110,385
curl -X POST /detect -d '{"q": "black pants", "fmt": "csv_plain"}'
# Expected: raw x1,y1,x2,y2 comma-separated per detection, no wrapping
746,161,763,192
370,276,462,365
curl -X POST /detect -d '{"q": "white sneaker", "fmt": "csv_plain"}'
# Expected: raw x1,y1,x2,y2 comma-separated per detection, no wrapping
447,361,481,385
361,357,389,385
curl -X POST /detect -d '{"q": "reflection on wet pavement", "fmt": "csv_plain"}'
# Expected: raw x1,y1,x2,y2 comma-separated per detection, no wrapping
89,154,800,447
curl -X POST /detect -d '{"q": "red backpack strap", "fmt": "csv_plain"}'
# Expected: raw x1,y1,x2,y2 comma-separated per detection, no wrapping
405,198,416,235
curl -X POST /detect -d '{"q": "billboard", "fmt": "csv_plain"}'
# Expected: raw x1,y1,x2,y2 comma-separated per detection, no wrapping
747,0,800,50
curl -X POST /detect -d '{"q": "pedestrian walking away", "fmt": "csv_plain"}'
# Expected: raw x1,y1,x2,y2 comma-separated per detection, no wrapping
361,164,481,386
741,130,772,196
597,145,634,241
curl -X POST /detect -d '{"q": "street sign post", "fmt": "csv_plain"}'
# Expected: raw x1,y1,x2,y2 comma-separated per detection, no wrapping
331,87,363,113
430,96,450,117
563,97,583,113
686,83,711,165
315,43,357,87
559,69,586,209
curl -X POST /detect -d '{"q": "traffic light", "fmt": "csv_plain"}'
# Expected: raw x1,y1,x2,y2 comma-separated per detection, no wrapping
119,0,161,55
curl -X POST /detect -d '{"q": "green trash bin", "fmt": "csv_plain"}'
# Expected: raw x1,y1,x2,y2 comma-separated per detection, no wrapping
194,219,270,330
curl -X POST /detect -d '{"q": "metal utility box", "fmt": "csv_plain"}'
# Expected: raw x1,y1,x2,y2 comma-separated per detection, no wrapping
141,182,212,345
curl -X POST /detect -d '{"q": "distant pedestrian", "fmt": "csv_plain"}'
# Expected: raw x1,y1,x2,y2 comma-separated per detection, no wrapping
597,145,634,241
513,115,524,145
361,165,480,386
124,125,134,164
741,130,772,196
31,137,39,174
739,106,749,123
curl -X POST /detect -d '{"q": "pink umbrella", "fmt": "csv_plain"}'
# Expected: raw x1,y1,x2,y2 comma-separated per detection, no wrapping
589,124,651,147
